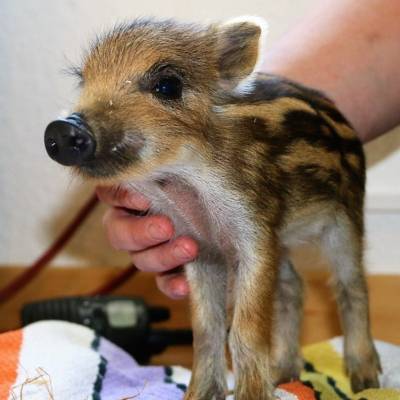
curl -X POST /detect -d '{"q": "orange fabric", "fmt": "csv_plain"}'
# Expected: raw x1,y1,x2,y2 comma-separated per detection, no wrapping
279,381,317,400
0,329,23,400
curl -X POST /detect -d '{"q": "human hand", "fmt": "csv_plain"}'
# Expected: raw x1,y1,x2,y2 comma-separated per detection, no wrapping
96,185,198,299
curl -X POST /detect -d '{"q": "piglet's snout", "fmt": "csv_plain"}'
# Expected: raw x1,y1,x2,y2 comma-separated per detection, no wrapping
44,113,96,166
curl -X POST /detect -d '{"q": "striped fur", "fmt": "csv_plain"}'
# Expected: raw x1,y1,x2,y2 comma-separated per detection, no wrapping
65,17,380,399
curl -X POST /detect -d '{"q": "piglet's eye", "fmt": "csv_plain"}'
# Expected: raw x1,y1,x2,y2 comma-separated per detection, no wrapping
153,76,183,100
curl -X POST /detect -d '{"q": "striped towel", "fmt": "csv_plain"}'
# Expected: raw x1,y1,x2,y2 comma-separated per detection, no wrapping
1,321,399,399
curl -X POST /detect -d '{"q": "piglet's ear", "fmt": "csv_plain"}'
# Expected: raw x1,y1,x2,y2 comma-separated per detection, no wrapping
215,16,267,85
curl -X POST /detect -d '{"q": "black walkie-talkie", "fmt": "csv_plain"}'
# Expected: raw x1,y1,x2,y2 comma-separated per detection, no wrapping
21,296,192,364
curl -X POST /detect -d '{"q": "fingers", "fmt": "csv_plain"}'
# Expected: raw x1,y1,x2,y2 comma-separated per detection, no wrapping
96,185,150,211
131,236,198,273
97,183,196,300
103,208,174,251
156,270,190,299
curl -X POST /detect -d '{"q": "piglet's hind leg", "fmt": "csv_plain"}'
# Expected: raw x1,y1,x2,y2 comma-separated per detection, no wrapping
322,215,381,393
271,258,304,385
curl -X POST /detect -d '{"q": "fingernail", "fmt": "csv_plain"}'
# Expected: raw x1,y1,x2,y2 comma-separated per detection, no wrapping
148,223,170,240
173,283,189,297
174,244,192,260
168,276,189,297
126,192,150,210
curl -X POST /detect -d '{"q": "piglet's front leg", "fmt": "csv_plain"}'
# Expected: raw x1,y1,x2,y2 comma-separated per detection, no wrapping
184,259,228,400
229,235,279,400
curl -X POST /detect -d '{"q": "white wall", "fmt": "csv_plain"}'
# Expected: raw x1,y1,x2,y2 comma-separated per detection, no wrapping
1,0,399,273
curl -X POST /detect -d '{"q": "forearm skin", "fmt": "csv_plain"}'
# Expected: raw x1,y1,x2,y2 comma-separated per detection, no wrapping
261,0,400,143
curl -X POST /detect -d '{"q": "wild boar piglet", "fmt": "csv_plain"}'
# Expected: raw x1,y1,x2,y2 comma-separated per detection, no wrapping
45,17,381,400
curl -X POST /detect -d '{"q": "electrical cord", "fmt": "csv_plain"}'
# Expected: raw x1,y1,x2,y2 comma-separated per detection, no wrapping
90,262,138,296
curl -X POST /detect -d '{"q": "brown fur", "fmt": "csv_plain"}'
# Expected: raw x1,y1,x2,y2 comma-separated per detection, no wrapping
61,17,380,399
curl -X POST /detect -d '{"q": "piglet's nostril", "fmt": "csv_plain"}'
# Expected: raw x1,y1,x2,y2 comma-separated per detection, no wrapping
44,114,96,166
45,136,58,156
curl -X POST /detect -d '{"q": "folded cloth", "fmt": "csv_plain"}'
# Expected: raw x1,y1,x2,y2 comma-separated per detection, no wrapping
0,321,399,400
